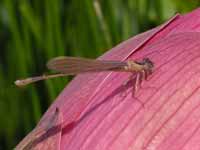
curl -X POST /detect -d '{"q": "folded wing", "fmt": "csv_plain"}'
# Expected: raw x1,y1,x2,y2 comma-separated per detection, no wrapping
47,56,127,75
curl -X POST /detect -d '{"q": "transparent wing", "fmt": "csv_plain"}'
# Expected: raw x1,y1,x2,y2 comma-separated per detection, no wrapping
47,56,127,75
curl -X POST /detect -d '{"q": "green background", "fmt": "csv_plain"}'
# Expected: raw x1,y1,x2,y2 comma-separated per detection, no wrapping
0,0,199,149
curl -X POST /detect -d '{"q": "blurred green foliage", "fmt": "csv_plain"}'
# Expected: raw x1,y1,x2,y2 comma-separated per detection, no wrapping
0,0,199,149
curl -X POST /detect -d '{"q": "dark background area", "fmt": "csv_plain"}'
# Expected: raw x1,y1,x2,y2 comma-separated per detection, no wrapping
0,0,199,149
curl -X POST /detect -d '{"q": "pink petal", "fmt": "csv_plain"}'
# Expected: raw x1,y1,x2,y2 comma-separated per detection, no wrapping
15,108,63,150
16,8,200,150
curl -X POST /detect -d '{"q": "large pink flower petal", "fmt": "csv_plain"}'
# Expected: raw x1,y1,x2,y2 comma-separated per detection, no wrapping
16,8,200,150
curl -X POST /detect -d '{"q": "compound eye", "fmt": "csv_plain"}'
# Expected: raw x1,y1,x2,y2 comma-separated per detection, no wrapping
145,58,154,67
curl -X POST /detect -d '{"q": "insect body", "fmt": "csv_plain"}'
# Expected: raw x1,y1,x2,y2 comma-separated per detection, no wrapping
15,56,154,87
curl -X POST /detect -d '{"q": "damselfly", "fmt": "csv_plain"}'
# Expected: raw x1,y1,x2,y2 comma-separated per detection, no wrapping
15,56,154,87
